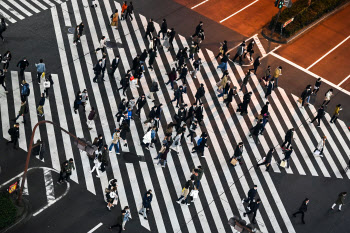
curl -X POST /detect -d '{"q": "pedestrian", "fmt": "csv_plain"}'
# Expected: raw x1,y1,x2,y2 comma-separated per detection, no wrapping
265,78,274,99
189,42,198,61
195,83,205,104
177,64,188,84
215,40,228,59
259,113,269,135
90,154,102,178
65,158,75,182
0,69,8,93
171,85,185,108
101,55,107,81
195,102,204,125
2,51,11,72
330,104,342,123
14,101,27,124
139,190,152,220
171,130,182,154
6,123,19,149
259,101,269,118
190,21,203,38
162,31,171,50
144,106,157,126
196,166,204,189
57,160,69,184
217,71,229,94
109,209,125,232
37,93,45,117
281,128,294,150
187,120,198,145
148,48,156,70
109,55,120,78
87,107,96,130
249,119,263,144
322,89,333,106
110,9,119,29
300,85,312,107
191,132,208,157
78,22,84,38
81,89,89,112
282,146,293,168
244,40,255,60
217,53,230,71
311,78,322,95
272,66,282,88
243,199,261,224
310,105,325,127
43,74,54,98
257,148,274,171
106,187,117,210
108,178,118,190
185,103,196,123
176,178,195,206
120,120,130,146
157,144,169,167
260,65,271,86
93,59,102,83
73,91,82,114
230,142,244,165
191,58,202,79
145,18,155,40
166,67,177,90
35,59,46,84
73,25,80,45
99,145,109,172
118,74,130,96
313,136,326,158
237,91,252,115
148,78,158,102
0,18,6,42
17,57,29,78
121,1,127,20
331,192,347,211
20,80,30,102
242,185,257,204
168,28,176,51
125,1,134,21
135,94,146,116
223,86,237,108
142,126,156,150
158,19,167,39
232,41,245,65
121,206,132,230
31,139,45,161
110,129,121,155
249,56,260,74
175,107,186,131
240,70,251,92
292,198,309,224
95,36,107,55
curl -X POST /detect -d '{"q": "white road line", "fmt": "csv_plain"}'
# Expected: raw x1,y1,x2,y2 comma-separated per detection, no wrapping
277,87,329,177
51,6,96,194
253,34,267,57
51,74,78,182
7,0,33,16
0,9,17,23
307,35,350,70
227,34,257,53
61,2,71,27
337,74,350,87
87,223,103,233
0,85,11,142
43,168,55,203
270,52,350,97
11,71,27,151
52,0,63,4
42,0,56,7
30,0,48,10
18,0,40,14
220,0,259,23
191,0,209,9
1,1,25,20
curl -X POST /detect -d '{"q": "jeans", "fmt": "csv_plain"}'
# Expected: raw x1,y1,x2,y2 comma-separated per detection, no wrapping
217,62,227,71
139,207,147,218
109,141,120,154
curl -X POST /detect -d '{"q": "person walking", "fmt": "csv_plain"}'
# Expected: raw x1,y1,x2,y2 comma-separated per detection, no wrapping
237,91,252,115
100,145,109,172
2,51,12,72
14,101,27,124
106,187,117,210
87,107,96,130
265,78,274,99
281,128,294,150
6,123,19,149
110,129,121,155
81,89,89,112
257,148,274,171
313,136,326,157
121,1,127,20
0,18,6,42
125,2,134,21
110,9,119,29
300,85,312,107
65,158,75,182
95,36,107,55
224,86,237,108
249,56,260,74
243,199,261,224
135,94,146,116
191,58,202,79
35,59,46,84
0,69,8,93
73,91,82,114
249,119,263,144
31,139,45,161
139,190,152,220
101,55,107,81
310,105,325,127
215,40,228,59
331,192,347,211
122,206,132,230
292,198,309,224
330,104,342,123
109,209,125,232
166,67,177,90
195,102,204,125
232,41,245,65
272,66,282,88
57,160,69,184
195,83,205,104
311,78,322,95
177,178,195,206
231,142,244,165
242,185,257,204
177,64,188,84
148,78,158,102
191,132,208,157
168,28,176,51
244,40,255,60
43,75,54,98
148,48,156,70
322,89,333,106
171,85,185,108
90,154,102,178
260,65,271,86
158,19,167,39
93,59,102,83
282,146,293,169
189,42,198,61
190,21,203,38
109,55,120,78
142,126,156,150
20,80,30,102
145,18,155,40
162,31,171,50
37,93,45,117
118,74,130,96
17,57,30,78
240,70,251,92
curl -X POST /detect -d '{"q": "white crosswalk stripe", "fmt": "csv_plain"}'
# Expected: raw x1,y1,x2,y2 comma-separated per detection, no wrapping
2,0,350,232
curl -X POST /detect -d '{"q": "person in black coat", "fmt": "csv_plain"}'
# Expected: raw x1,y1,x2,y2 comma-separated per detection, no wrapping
0,69,8,93
191,132,208,157
144,106,157,124
109,55,120,77
158,19,167,39
118,74,130,96
177,64,188,84
93,59,102,83
300,85,312,107
215,40,228,59
265,78,274,99
131,54,140,71
195,83,205,104
135,94,146,116
238,92,252,115
17,57,29,78
168,28,176,51
259,102,269,117
242,185,257,204
195,102,204,125
31,139,45,161
125,1,133,20
281,128,294,149
148,49,156,70
240,70,251,93
249,56,260,74
139,190,153,219
116,99,127,121
257,148,275,171
144,18,155,40
249,119,263,144
310,105,325,127
186,103,196,123
244,199,261,224
292,198,309,224
7,123,20,149
224,87,237,108
171,86,184,108
283,146,293,168
191,21,203,38
231,142,244,164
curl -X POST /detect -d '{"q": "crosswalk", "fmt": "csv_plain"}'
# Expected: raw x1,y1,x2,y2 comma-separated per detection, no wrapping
1,0,350,232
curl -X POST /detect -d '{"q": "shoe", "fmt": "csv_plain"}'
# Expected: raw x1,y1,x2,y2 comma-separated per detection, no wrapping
243,213,246,217
145,147,149,151
116,152,120,155
186,203,190,206
247,207,251,210
124,143,127,147
201,155,205,158
330,121,333,124
176,201,181,204
242,199,245,204
144,217,147,220
319,154,324,157
96,175,100,178
317,125,320,127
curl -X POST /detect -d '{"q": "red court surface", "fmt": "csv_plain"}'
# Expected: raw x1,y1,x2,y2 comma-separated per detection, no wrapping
276,4,350,91
174,0,281,37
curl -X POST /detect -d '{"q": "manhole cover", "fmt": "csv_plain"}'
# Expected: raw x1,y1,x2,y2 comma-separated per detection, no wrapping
67,27,75,34
122,152,144,163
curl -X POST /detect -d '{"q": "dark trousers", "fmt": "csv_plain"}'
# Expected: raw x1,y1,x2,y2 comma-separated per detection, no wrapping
19,68,25,77
15,114,26,123
322,100,330,106
145,30,153,40
0,32,3,41
195,97,202,104
1,83,7,91
3,62,9,70
187,131,195,142
171,97,181,107
95,47,105,54
37,72,42,83
58,171,66,182
44,88,49,98
311,116,321,126
249,65,258,74
158,30,165,39
245,210,257,223
93,73,99,82
232,53,242,65
7,137,18,148
110,67,117,77
125,12,133,20
243,196,254,204
281,139,291,149
257,161,271,171
109,223,122,233
330,114,338,123
65,172,72,182
293,210,305,223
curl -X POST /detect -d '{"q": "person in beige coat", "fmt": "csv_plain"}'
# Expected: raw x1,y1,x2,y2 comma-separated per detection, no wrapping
110,9,119,29
217,71,229,93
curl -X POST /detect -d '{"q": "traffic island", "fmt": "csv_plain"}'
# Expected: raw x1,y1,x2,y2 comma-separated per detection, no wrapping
0,192,31,233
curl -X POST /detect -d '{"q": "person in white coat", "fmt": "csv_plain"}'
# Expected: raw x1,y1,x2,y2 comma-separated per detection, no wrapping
95,36,107,55
90,154,102,177
314,136,326,157
142,126,156,150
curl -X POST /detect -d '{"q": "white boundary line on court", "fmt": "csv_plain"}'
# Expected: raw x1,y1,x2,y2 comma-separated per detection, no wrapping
270,51,350,96
306,35,350,70
87,223,103,233
338,74,350,87
191,0,208,9
220,0,258,23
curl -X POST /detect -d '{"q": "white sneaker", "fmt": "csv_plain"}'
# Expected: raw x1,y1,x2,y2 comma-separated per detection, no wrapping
176,201,181,204
242,199,245,204
319,154,324,157
96,175,100,178
186,203,190,206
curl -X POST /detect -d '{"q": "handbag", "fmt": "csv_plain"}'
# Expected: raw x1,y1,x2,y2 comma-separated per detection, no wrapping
43,81,50,88
313,149,321,155
234,225,243,232
189,190,199,199
41,72,45,78
280,160,287,168
230,158,238,166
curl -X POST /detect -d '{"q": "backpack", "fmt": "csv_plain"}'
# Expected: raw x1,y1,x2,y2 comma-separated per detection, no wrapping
197,138,202,145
